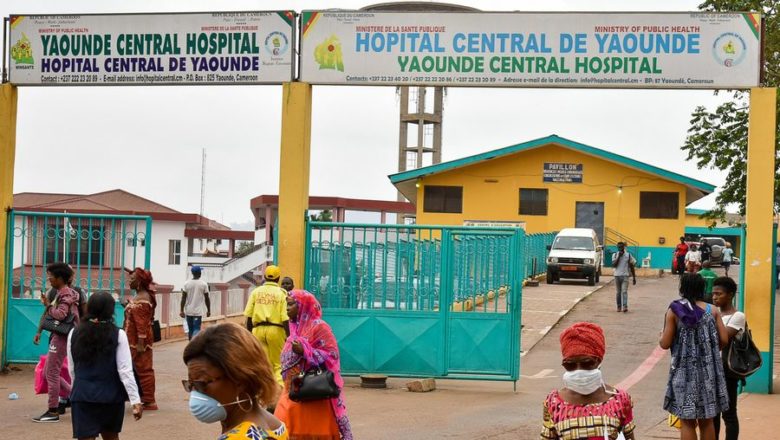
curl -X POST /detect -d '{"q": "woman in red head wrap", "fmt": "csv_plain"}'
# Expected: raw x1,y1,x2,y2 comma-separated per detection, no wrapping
123,267,158,410
541,322,636,439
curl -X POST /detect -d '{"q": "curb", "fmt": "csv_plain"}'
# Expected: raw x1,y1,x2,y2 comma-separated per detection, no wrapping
521,278,614,357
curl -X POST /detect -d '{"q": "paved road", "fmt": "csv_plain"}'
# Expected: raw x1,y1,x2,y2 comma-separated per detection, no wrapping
0,268,769,439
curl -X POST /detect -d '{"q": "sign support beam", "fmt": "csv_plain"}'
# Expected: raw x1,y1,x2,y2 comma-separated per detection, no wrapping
277,82,312,283
0,84,18,365
743,87,777,393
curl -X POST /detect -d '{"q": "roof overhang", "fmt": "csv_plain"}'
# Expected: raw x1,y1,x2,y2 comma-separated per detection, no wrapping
389,135,716,205
250,195,415,214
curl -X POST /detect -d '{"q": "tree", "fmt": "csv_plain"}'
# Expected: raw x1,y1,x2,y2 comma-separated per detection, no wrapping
309,209,333,222
681,0,779,225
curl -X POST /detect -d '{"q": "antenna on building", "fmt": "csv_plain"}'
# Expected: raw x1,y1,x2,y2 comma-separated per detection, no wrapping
200,148,206,217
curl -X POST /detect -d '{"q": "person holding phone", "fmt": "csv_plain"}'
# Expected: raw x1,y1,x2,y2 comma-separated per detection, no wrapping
611,242,637,313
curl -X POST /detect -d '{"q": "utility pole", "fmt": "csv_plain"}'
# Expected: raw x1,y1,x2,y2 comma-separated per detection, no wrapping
200,148,206,217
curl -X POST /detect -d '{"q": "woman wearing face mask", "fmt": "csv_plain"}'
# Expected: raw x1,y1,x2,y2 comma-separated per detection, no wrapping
660,273,730,440
275,290,352,440
541,322,636,440
182,322,287,439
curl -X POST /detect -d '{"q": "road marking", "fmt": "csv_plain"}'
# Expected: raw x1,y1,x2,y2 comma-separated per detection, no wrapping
525,309,568,314
520,368,557,379
539,325,551,335
614,346,667,391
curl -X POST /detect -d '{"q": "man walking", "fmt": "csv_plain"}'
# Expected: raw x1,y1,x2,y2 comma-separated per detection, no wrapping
180,266,210,340
611,242,636,313
244,265,289,385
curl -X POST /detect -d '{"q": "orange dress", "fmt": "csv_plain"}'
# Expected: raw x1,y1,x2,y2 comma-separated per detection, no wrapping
275,384,340,439
124,298,155,405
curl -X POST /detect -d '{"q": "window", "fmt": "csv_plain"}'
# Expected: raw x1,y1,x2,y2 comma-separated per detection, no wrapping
519,189,548,215
44,222,105,265
169,240,182,265
640,192,679,219
126,237,146,247
423,186,462,213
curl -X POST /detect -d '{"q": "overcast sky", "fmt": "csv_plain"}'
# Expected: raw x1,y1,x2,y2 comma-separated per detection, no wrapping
4,0,731,228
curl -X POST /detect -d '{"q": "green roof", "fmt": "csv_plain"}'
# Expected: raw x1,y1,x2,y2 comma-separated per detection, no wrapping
389,135,716,193
686,208,709,215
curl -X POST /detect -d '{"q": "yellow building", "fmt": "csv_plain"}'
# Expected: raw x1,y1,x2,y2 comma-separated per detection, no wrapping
390,135,716,269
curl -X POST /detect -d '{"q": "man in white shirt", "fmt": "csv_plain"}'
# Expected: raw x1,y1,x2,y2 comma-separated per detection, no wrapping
180,266,210,340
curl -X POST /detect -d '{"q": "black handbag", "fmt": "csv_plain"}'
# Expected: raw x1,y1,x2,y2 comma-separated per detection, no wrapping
41,312,76,336
725,322,762,379
289,367,340,402
152,320,162,343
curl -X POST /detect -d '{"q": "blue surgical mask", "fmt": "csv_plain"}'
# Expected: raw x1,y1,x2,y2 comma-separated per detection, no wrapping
188,390,251,424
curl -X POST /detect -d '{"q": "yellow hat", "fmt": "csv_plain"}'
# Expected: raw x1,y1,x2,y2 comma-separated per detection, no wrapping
264,265,281,280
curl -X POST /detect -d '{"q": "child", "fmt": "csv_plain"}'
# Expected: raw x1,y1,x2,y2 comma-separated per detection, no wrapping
698,261,718,303
685,244,702,273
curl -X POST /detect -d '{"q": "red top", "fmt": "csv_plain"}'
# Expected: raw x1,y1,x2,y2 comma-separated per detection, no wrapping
541,389,635,440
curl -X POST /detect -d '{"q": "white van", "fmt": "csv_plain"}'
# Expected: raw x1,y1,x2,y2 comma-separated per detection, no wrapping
546,228,603,286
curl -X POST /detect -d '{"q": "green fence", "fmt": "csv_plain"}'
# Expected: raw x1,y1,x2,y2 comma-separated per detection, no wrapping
523,232,557,279
304,221,531,381
3,211,152,364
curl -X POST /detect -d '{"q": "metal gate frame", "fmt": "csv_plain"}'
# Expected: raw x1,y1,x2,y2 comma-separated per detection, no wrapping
304,221,525,381
3,210,152,365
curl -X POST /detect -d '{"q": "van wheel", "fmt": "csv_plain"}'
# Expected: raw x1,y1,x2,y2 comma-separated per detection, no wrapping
546,271,554,284
587,274,596,286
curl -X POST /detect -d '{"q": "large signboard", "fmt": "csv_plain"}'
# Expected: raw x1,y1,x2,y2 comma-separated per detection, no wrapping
543,163,583,183
8,12,295,85
299,11,761,88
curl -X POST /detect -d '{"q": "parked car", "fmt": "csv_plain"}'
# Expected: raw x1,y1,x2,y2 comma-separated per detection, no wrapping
699,237,728,266
546,228,603,286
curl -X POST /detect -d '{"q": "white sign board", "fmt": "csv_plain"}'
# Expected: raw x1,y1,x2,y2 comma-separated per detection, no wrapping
8,12,295,85
300,11,761,88
464,220,526,230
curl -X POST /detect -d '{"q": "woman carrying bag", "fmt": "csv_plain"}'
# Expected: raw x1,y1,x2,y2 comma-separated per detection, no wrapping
274,290,352,440
33,263,80,423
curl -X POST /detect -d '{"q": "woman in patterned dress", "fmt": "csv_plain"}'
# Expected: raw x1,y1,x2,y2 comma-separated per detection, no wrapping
123,267,157,410
660,273,730,440
183,323,287,440
541,322,636,440
275,290,353,440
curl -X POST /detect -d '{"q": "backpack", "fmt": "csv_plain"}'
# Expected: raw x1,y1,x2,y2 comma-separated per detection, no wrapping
724,322,762,382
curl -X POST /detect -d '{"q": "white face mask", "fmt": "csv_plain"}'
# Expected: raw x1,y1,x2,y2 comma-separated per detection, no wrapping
562,368,603,395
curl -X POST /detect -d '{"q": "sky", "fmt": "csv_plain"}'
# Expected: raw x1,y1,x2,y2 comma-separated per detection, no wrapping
4,0,732,229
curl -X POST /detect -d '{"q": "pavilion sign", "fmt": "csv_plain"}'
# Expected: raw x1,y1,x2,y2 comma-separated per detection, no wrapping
7,12,295,85
299,11,761,89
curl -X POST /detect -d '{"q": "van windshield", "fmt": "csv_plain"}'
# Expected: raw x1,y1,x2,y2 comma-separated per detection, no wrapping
552,236,595,251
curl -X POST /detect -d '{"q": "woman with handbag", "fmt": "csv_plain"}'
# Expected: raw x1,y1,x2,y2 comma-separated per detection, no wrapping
33,262,81,423
275,290,353,440
123,267,158,410
660,273,730,440
68,291,143,439
711,276,744,440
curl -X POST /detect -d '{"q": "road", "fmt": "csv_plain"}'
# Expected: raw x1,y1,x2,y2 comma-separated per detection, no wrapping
0,268,767,439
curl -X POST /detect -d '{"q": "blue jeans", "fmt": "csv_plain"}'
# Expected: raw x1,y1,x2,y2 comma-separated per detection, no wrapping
615,276,629,310
186,315,202,340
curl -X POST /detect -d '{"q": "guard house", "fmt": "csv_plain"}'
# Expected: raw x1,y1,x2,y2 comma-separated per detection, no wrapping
389,135,716,269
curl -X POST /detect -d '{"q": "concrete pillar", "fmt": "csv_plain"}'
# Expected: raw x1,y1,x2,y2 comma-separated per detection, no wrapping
743,87,777,393
277,82,312,285
155,284,174,340
211,282,230,318
238,281,253,310
380,211,387,224
228,239,235,258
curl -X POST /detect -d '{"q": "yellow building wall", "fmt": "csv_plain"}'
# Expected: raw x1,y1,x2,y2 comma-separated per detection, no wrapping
685,214,711,228
415,144,687,247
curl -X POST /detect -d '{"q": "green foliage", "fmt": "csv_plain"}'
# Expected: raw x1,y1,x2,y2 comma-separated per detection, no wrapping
681,0,780,225
309,209,333,222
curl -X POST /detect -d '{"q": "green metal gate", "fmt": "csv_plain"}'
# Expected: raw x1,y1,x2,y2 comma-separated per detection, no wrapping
3,211,152,364
304,222,524,381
